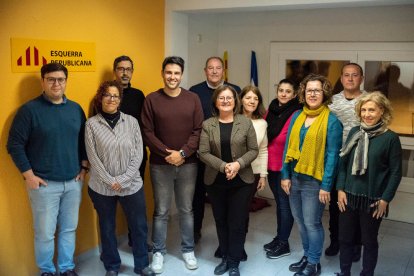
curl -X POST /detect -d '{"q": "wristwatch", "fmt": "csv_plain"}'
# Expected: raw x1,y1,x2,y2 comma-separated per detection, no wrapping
179,149,186,158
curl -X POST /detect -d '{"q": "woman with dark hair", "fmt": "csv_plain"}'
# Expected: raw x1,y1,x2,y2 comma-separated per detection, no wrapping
336,92,402,276
199,84,258,276
281,74,343,276
85,80,154,276
263,79,302,259
240,85,268,198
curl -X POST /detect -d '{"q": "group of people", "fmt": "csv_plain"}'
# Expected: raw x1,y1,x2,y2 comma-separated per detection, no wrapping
261,63,402,276
6,55,402,276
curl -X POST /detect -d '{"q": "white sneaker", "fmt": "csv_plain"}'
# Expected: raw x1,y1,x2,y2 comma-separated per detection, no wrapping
182,251,198,270
151,252,164,274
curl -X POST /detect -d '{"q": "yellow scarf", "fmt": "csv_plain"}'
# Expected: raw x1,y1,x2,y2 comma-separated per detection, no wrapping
284,105,330,181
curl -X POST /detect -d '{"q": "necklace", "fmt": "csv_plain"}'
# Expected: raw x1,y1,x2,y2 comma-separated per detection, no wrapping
106,117,117,124
101,112,120,126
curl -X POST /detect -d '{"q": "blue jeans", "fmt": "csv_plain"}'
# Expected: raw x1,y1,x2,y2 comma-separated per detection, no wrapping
289,175,325,264
150,163,197,254
88,187,149,273
28,178,83,274
268,170,294,242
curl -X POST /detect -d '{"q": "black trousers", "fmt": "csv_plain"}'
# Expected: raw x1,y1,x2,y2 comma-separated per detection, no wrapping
329,188,361,245
206,183,251,267
339,207,382,276
192,161,206,233
328,188,340,242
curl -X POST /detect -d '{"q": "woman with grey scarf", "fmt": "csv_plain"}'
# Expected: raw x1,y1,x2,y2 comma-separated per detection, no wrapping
335,91,402,276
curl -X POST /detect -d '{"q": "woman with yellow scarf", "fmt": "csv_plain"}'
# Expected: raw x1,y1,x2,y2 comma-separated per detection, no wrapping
281,74,343,276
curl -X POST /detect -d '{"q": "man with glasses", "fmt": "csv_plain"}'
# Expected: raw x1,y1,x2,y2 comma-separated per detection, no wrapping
7,63,88,276
141,56,203,274
113,55,147,182
326,63,366,260
189,56,241,246
113,56,150,250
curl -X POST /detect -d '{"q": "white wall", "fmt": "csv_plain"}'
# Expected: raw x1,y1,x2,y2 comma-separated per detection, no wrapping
187,5,414,106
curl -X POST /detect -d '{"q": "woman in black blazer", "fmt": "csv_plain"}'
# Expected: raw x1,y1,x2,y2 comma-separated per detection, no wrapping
199,85,258,276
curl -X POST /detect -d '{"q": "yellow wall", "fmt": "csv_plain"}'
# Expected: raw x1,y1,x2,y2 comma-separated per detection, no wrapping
0,1,164,275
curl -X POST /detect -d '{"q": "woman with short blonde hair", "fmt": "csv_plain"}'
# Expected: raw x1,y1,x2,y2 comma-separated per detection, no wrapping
336,91,402,276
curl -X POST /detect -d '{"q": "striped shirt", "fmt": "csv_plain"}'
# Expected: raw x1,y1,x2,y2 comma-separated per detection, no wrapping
329,91,367,146
85,112,143,196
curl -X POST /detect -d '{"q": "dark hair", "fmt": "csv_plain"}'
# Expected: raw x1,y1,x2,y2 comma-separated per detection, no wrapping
162,56,184,73
341,62,364,76
41,63,68,78
240,85,266,119
93,80,123,114
113,55,134,71
211,85,240,117
205,56,224,68
277,78,298,94
298,74,333,106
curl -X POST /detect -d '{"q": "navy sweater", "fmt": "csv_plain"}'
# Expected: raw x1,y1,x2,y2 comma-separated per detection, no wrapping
189,81,241,120
7,94,87,181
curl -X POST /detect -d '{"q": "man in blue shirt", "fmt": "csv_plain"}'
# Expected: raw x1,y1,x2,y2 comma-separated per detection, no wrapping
7,63,88,276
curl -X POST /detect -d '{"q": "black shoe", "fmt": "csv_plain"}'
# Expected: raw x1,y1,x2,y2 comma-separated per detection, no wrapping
60,270,78,276
352,245,362,262
41,273,55,276
294,263,321,276
289,256,308,272
214,258,228,275
325,241,339,256
194,231,202,244
105,271,118,276
266,241,290,259
263,237,279,252
135,266,155,276
214,246,222,258
229,267,240,276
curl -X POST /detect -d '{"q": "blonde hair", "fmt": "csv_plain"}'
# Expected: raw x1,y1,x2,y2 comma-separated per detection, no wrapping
355,91,393,126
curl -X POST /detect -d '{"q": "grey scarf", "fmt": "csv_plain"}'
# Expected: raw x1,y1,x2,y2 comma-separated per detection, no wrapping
339,121,387,175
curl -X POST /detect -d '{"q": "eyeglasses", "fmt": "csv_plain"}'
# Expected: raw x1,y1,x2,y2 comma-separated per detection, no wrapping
45,77,66,85
218,96,234,102
305,89,323,95
115,67,133,73
103,93,121,101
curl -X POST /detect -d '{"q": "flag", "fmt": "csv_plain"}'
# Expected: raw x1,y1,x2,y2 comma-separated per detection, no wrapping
250,51,258,86
223,51,228,82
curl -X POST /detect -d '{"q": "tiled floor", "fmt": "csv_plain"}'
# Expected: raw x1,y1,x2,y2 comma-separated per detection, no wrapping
77,199,414,276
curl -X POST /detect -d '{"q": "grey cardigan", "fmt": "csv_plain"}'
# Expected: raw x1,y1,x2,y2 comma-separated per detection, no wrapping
199,114,259,185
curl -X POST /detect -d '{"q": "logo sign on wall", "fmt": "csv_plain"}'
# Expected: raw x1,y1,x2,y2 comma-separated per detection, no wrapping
11,38,96,72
